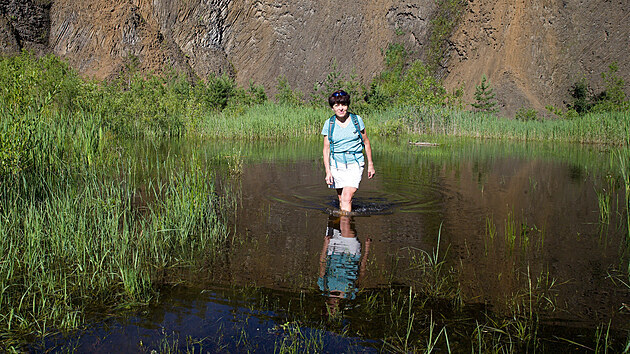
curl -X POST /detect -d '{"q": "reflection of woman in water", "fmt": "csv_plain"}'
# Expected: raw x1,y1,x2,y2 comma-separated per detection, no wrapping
318,215,371,315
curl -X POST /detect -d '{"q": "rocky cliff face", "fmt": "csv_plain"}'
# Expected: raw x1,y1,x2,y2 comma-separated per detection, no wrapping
446,0,630,116
0,0,50,55
1,0,628,115
223,0,436,94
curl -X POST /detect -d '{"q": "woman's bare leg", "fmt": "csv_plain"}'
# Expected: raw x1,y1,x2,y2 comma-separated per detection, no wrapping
339,186,357,213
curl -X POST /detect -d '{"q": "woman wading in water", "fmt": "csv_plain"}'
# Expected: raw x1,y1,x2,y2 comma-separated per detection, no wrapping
322,90,375,213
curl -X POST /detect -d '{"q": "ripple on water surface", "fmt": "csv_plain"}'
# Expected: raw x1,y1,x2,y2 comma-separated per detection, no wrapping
267,178,446,216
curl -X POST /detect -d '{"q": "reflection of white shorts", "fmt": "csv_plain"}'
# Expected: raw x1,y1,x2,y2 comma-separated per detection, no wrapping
329,162,364,189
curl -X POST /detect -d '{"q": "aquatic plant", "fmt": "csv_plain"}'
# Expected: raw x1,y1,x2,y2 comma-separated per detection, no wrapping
402,224,459,301
0,104,233,347
471,268,559,352
0,162,232,343
273,321,325,354
596,186,612,226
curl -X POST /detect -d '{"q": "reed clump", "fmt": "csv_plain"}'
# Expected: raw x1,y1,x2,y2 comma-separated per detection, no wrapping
0,94,233,345
375,105,630,145
1,162,232,344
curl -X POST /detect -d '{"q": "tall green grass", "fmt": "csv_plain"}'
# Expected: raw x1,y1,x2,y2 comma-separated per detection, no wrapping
199,103,328,140
619,146,630,244
375,105,630,145
0,105,233,345
1,165,231,342
196,103,630,145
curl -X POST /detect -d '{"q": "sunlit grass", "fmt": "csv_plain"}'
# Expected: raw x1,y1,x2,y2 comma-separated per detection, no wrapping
373,105,630,145
0,106,234,345
196,103,630,145
0,163,232,342
199,103,328,140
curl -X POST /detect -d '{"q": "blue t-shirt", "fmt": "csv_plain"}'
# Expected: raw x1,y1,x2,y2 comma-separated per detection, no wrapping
321,115,365,165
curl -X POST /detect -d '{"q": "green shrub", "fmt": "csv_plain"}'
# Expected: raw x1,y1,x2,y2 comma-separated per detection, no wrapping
591,62,628,112
427,0,467,72
367,44,456,111
545,105,565,118
0,112,35,176
275,76,304,106
568,63,629,114
310,61,369,112
515,107,541,122
568,78,592,114
0,52,83,115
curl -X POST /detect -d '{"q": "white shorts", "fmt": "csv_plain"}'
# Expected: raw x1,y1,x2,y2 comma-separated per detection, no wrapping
329,162,364,189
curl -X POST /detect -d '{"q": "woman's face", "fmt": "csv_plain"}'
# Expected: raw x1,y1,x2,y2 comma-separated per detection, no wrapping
332,103,348,118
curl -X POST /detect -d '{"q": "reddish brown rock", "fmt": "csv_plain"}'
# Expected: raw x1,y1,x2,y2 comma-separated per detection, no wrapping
1,0,628,115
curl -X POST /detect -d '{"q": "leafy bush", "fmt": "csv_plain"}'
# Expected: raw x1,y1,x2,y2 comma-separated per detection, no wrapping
310,61,369,112
568,78,593,114
591,62,628,112
427,0,467,72
0,52,83,115
515,107,541,122
367,44,457,110
275,76,304,106
0,113,35,176
568,63,629,114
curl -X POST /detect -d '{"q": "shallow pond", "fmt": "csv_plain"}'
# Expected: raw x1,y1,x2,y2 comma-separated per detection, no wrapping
41,138,630,352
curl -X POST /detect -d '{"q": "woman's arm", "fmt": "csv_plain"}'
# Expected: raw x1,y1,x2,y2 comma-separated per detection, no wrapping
361,130,375,178
323,137,333,185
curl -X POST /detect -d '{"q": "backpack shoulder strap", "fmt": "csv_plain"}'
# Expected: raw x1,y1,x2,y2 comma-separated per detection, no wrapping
350,113,364,148
328,115,337,167
328,115,336,144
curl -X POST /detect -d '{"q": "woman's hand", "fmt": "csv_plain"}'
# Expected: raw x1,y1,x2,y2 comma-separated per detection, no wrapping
367,163,375,179
325,172,334,185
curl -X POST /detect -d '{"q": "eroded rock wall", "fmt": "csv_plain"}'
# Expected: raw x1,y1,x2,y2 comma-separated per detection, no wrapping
1,0,628,114
223,0,436,93
1,0,437,90
445,0,630,116
0,0,50,55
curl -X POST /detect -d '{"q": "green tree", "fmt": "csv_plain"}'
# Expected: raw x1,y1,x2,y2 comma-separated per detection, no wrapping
367,43,455,109
569,63,628,114
471,75,498,113
310,60,367,110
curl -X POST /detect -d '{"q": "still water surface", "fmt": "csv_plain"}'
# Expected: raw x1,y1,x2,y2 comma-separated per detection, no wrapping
42,138,630,352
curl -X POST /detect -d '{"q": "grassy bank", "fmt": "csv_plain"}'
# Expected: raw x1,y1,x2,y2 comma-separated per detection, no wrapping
2,52,629,145
196,104,630,145
0,106,233,347
377,105,630,145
